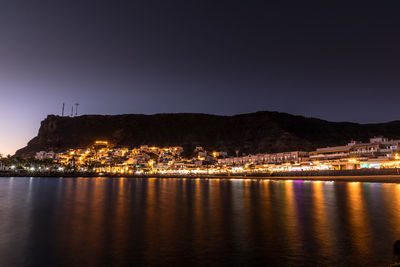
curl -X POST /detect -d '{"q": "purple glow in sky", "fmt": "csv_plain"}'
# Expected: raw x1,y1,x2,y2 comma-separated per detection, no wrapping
1,1,400,155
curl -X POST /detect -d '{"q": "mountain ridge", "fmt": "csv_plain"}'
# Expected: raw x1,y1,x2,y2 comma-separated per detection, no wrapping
15,111,400,157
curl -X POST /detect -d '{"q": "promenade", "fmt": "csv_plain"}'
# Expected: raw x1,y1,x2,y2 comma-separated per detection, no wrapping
3,169,400,183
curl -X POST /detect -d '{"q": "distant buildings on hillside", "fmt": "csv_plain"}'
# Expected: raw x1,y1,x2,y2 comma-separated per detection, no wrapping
25,136,400,174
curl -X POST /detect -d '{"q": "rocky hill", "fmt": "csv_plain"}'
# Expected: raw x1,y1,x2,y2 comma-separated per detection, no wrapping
15,111,400,157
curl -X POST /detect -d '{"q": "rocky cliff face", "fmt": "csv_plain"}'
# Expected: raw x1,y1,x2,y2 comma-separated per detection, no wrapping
15,111,400,157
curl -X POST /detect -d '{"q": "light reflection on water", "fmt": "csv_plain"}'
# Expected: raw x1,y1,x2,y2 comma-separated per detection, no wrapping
0,177,399,266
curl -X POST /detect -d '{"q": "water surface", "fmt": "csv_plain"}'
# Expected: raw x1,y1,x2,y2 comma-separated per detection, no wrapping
0,177,399,266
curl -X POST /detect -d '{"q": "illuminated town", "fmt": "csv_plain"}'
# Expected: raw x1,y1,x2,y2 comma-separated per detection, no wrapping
2,137,400,175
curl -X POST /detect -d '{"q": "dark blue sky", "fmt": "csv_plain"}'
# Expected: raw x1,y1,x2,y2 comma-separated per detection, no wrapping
1,1,400,154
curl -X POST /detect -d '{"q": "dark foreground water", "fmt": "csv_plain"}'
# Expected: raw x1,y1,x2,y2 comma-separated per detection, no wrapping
0,178,399,266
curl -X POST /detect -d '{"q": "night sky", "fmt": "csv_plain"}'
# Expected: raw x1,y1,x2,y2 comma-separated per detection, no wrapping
1,1,400,154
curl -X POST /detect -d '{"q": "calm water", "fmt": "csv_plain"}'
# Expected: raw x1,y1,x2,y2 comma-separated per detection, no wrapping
0,177,399,266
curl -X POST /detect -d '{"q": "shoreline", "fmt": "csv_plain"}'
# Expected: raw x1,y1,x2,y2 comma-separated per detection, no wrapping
239,175,400,183
2,172,400,183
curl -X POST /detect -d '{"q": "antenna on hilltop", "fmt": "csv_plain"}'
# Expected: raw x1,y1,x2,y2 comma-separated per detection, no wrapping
61,103,65,116
75,103,80,116
71,105,74,117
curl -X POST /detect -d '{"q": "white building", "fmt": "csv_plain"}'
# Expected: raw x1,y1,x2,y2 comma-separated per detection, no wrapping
35,151,56,160
218,151,309,166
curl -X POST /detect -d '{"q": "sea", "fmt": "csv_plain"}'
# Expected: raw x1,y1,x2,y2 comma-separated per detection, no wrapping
0,177,399,266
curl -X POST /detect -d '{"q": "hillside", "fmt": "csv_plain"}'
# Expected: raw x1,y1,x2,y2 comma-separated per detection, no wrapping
14,111,400,157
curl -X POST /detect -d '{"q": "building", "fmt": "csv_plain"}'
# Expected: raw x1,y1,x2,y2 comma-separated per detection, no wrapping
309,144,353,161
35,151,56,160
218,151,309,166
350,137,400,158
310,137,400,161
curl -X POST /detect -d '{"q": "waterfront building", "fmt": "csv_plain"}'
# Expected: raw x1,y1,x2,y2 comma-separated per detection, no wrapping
350,137,400,158
217,151,309,166
309,144,352,161
310,137,400,161
261,151,309,164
